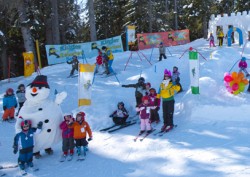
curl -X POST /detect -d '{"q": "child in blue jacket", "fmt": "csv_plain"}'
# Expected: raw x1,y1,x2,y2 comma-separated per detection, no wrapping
13,119,43,174
2,88,17,121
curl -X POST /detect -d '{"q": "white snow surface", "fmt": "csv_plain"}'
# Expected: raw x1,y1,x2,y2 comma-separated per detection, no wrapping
1,39,250,177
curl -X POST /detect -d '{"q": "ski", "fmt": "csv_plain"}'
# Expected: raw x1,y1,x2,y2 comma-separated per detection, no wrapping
0,173,6,176
99,124,118,132
158,125,177,137
133,131,145,142
107,121,136,133
139,129,156,141
0,164,18,170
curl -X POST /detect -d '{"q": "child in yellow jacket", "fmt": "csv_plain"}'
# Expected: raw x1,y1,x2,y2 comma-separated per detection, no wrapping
68,112,92,160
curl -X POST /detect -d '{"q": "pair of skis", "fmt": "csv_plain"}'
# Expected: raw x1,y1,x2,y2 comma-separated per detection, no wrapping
153,125,177,136
99,120,137,133
134,129,156,142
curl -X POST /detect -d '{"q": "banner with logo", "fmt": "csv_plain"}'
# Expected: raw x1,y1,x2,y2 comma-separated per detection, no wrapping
78,63,96,106
126,25,136,50
189,51,199,94
45,35,124,65
23,52,35,77
137,29,190,50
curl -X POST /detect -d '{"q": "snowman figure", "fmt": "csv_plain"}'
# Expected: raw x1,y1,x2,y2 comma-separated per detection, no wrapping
15,75,67,158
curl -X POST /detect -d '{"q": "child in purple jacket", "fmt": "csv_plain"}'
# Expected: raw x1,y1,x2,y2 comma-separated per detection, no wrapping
136,96,156,134
59,113,75,161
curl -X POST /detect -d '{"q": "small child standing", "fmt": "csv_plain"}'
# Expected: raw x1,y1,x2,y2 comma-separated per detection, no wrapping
95,51,104,74
145,82,151,96
109,102,129,125
148,88,160,123
172,66,183,93
136,96,156,134
2,88,17,122
209,33,216,47
67,55,79,77
59,113,75,162
68,112,92,160
13,119,43,175
238,57,250,77
158,42,167,61
16,84,26,116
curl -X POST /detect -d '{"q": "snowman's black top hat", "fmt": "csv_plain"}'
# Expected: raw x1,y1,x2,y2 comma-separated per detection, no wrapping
29,75,50,88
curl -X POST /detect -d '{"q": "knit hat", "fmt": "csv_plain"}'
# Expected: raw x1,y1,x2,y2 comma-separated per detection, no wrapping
6,88,14,94
142,96,149,102
28,75,50,88
241,57,246,61
164,69,171,77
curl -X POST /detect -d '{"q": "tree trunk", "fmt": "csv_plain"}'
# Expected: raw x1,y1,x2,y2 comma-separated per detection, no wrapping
17,0,37,65
203,15,208,39
1,46,8,79
148,0,152,33
50,0,60,44
88,0,97,41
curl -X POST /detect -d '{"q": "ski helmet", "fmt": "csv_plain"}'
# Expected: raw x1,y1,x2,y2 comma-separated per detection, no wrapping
6,88,14,94
117,102,125,108
76,112,85,121
63,113,72,120
142,96,149,102
21,120,32,130
138,77,145,83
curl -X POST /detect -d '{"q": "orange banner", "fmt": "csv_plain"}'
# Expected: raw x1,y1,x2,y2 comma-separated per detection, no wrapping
137,29,190,50
23,52,35,77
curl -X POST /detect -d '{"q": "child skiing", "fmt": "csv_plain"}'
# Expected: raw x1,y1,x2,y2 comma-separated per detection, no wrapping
2,88,17,122
68,112,92,160
208,33,216,47
95,51,104,74
136,96,156,134
172,66,183,93
16,84,26,116
102,46,114,75
59,113,75,162
109,102,129,125
67,55,79,77
157,69,180,132
158,42,167,61
148,88,160,123
238,57,250,77
122,77,146,107
13,119,43,175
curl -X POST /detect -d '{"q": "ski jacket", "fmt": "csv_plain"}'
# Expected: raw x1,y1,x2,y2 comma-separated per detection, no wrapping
104,48,114,60
60,120,74,139
209,35,214,41
159,45,166,54
3,94,17,109
96,55,103,65
111,108,129,118
239,61,247,69
157,81,180,101
148,93,160,107
122,83,146,98
136,103,155,119
68,121,92,139
16,90,26,103
172,71,180,84
14,128,41,153
67,58,79,69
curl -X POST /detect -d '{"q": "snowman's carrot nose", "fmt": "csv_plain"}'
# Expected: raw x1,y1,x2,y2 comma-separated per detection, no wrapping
32,87,37,93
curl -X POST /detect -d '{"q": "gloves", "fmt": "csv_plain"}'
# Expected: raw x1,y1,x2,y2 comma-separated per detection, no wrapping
109,114,113,118
37,121,43,129
156,107,160,111
88,137,92,141
121,85,125,87
15,104,17,108
3,106,6,111
13,145,18,154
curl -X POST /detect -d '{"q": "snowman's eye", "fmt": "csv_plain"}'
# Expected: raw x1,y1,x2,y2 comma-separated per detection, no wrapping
38,87,42,89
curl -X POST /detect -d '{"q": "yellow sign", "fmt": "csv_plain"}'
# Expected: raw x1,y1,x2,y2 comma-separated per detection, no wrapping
23,52,35,77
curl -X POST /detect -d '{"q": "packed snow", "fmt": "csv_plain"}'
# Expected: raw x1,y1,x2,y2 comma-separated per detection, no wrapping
1,39,250,177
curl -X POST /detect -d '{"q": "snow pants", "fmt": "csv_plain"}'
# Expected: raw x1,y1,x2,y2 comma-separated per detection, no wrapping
2,107,15,120
140,118,151,131
62,137,75,152
18,151,33,170
162,100,175,126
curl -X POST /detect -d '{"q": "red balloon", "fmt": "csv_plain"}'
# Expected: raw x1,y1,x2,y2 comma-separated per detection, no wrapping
232,83,239,91
224,75,233,82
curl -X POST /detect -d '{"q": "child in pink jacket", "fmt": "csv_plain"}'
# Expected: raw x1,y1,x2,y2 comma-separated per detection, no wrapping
136,96,156,134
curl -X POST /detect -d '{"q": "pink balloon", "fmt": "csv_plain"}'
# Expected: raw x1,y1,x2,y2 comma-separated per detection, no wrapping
226,86,232,92
224,75,233,82
224,81,229,87
224,72,230,77
232,83,239,91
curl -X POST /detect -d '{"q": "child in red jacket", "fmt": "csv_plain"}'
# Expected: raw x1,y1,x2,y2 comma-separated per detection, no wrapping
95,51,104,74
59,113,75,162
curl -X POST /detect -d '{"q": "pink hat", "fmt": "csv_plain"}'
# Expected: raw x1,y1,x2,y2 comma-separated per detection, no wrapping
164,69,171,77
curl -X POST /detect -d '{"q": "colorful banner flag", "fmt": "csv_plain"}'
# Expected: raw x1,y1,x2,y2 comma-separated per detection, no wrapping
126,25,136,50
78,63,96,106
137,29,190,50
23,52,35,77
189,51,199,94
45,35,124,65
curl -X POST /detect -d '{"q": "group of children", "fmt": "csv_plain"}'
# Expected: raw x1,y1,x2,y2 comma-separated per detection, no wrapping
2,84,26,122
13,111,93,173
